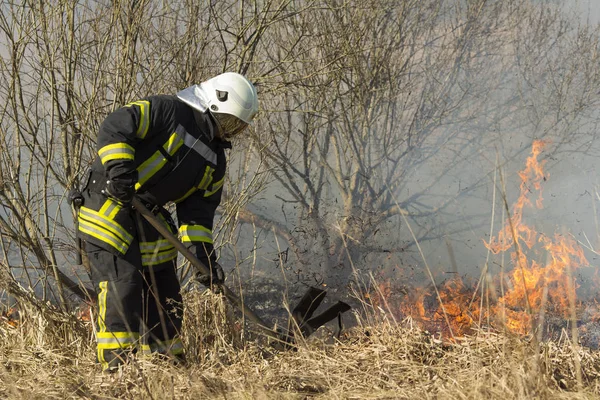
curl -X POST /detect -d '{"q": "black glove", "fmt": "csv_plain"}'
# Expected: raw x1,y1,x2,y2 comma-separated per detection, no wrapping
105,176,135,205
68,188,84,208
197,262,225,287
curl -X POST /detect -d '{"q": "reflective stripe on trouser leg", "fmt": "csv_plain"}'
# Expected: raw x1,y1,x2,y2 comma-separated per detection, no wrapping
140,337,184,355
97,331,140,369
140,263,183,358
87,241,144,370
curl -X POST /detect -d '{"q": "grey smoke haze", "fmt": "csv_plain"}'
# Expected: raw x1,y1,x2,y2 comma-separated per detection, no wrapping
577,0,600,24
223,1,600,300
1,0,599,308
390,0,600,295
404,1,600,287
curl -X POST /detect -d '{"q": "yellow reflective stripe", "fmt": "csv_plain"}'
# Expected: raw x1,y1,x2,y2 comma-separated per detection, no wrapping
125,100,151,139
98,281,108,332
97,331,139,349
139,239,174,253
98,143,135,165
98,342,137,350
141,248,178,266
79,207,133,243
98,349,108,370
173,166,215,203
139,239,177,266
78,207,133,254
164,131,184,154
179,224,213,244
135,153,167,189
99,199,121,219
97,332,139,339
172,167,218,203
173,187,197,204
204,177,224,197
198,166,215,191
140,337,183,355
78,222,129,254
135,132,184,189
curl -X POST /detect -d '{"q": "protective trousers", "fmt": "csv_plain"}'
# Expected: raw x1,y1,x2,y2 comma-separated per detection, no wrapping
86,225,183,371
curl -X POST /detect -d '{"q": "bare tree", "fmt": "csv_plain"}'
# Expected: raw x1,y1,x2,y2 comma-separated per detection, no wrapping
0,0,292,308
239,0,600,286
0,0,599,310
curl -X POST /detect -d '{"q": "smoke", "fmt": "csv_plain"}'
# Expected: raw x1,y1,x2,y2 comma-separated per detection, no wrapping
576,0,600,25
219,2,600,320
375,3,600,291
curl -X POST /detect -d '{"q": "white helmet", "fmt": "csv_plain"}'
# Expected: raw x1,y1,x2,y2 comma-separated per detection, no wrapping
204,72,258,138
203,72,258,123
176,72,259,138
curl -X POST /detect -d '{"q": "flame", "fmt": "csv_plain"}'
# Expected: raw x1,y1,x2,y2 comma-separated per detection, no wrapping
485,140,547,254
400,278,479,337
372,140,590,339
1,308,19,328
77,304,92,322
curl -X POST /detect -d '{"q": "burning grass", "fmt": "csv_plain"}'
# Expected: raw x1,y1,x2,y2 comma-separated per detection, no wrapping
1,142,598,398
367,140,600,351
1,290,600,399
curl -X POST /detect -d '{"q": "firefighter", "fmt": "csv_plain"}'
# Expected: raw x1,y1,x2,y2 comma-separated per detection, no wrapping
75,72,259,371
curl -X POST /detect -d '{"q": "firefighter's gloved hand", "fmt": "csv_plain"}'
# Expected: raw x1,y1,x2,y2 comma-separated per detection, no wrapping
68,189,84,207
105,178,135,205
197,262,225,287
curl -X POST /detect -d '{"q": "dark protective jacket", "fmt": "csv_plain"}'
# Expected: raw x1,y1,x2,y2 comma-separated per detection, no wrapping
77,95,229,268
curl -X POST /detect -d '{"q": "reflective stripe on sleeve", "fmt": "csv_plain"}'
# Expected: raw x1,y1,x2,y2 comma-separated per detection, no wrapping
173,165,217,203
197,166,215,191
125,100,151,139
99,199,122,219
178,224,213,244
98,143,135,165
139,238,174,253
135,132,184,190
204,176,224,197
141,248,178,266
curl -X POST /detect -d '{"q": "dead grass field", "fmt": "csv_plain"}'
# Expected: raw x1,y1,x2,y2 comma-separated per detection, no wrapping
1,290,599,400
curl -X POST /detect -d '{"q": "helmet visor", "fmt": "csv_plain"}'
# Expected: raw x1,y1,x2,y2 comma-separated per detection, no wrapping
213,113,248,139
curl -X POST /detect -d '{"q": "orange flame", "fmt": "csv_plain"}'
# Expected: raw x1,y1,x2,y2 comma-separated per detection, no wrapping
1,308,19,328
485,140,547,254
372,140,590,339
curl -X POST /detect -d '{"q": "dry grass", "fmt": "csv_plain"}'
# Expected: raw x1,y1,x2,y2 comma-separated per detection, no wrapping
0,291,599,399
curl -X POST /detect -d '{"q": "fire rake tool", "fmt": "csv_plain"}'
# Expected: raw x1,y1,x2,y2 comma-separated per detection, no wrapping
131,197,351,345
